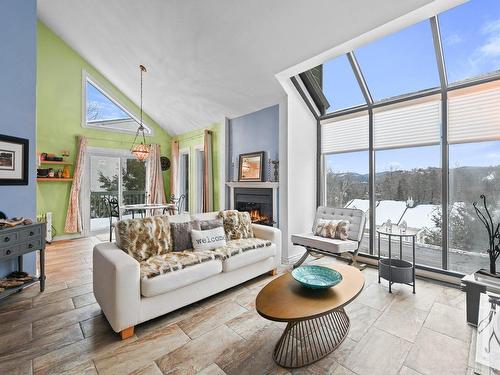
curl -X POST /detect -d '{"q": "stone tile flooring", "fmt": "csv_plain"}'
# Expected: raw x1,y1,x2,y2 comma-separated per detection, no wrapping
0,237,476,375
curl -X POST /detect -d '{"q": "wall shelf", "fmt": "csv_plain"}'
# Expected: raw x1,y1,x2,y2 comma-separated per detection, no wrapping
39,161,72,165
36,178,73,182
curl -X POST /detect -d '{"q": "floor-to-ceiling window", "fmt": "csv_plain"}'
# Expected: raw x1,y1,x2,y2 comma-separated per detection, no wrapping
303,0,500,275
322,111,370,252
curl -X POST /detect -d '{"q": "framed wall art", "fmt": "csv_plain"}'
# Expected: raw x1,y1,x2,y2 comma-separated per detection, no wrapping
238,151,264,182
0,134,29,185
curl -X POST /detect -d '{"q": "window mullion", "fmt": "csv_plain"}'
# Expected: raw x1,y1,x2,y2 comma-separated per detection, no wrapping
347,52,373,106
430,17,448,90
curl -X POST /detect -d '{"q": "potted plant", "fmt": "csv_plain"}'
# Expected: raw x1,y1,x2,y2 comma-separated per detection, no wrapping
474,195,500,276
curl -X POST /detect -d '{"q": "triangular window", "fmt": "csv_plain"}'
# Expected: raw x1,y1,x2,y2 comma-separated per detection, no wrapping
83,73,152,134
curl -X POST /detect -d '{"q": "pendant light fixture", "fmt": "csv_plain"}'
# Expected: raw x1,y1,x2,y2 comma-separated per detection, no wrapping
131,64,150,161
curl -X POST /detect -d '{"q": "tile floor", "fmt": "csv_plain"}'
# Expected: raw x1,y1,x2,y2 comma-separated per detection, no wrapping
0,237,476,375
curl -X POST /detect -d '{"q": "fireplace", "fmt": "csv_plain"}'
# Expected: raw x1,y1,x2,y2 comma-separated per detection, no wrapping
235,188,274,226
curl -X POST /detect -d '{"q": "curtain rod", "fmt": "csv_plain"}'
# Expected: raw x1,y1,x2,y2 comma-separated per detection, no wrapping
173,129,211,143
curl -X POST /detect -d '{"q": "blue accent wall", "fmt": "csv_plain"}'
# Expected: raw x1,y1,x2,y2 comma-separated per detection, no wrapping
229,105,279,181
0,0,37,276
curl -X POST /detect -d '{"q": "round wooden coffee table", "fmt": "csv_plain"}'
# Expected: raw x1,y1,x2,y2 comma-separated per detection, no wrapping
256,263,364,368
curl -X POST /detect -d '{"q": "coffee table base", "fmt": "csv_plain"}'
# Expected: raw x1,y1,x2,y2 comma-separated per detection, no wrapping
273,308,350,368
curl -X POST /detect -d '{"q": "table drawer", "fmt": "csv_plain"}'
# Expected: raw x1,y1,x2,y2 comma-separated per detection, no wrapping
0,244,20,259
0,232,19,247
19,227,42,241
21,238,42,252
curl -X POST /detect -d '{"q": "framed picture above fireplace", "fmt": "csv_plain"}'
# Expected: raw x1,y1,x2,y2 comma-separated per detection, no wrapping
238,151,264,182
0,134,28,185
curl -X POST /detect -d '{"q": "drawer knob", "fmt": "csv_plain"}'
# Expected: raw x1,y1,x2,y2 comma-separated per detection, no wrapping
6,249,11,255
4,237,9,242
29,231,34,236
28,244,33,249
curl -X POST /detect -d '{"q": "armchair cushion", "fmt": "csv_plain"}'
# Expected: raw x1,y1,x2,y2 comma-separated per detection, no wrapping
291,233,358,254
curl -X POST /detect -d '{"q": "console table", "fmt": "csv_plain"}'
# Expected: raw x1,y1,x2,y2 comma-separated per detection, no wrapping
0,222,46,300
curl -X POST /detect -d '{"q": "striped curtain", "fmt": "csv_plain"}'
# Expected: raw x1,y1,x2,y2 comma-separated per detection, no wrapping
64,136,87,233
170,140,179,198
203,130,214,212
147,144,166,205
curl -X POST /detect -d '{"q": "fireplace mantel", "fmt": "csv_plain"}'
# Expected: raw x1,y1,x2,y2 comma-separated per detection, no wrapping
226,181,279,189
226,181,279,227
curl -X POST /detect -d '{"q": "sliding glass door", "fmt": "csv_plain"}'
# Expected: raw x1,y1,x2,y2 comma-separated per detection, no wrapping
85,148,147,234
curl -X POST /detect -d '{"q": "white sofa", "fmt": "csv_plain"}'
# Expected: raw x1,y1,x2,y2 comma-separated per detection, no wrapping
93,212,281,339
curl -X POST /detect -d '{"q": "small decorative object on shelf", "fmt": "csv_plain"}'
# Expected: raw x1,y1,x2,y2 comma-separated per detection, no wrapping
272,160,279,182
62,165,71,178
474,194,500,277
267,159,272,182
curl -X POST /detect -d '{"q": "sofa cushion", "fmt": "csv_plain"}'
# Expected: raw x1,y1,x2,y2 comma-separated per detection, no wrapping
222,244,276,272
141,260,222,297
115,216,172,262
140,250,223,279
218,210,254,240
291,233,358,254
211,238,272,259
171,221,201,252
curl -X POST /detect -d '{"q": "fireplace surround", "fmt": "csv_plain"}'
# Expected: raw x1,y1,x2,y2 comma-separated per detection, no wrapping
226,182,279,227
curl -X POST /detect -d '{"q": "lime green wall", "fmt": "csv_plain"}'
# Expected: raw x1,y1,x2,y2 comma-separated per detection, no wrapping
36,21,172,237
174,123,221,212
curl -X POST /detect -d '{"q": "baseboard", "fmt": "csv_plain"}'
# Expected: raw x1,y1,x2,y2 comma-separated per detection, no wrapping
52,233,83,242
282,251,305,265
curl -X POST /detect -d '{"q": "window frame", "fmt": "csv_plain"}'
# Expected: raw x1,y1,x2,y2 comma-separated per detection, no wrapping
293,10,500,277
81,70,153,135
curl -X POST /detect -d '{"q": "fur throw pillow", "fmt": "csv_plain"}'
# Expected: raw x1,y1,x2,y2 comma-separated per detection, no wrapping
218,210,254,240
116,216,172,261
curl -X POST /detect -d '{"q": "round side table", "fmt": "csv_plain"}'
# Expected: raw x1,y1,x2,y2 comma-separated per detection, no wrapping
376,226,417,293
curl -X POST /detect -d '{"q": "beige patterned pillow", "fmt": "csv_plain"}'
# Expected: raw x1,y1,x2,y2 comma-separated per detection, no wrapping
336,220,350,240
314,219,339,239
218,210,254,240
115,216,172,261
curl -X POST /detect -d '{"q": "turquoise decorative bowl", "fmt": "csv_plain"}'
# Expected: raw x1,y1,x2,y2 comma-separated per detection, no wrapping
291,265,343,289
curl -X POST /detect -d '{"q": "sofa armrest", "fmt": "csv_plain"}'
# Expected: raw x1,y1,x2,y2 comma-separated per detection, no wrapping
93,242,141,333
252,224,282,266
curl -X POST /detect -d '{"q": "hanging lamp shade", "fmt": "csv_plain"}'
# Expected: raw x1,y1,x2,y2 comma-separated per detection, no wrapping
131,65,150,161
131,142,150,161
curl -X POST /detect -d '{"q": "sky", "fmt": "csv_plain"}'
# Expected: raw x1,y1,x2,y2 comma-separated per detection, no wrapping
326,141,500,174
323,0,500,112
86,81,130,121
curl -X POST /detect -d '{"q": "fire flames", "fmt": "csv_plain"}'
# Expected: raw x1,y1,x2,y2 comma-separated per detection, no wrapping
249,209,271,225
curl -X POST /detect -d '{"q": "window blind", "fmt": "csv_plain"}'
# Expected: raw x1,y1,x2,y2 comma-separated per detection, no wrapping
448,85,500,144
373,99,441,150
321,112,369,154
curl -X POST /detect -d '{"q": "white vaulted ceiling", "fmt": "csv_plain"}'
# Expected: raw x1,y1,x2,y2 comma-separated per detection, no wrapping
38,0,437,135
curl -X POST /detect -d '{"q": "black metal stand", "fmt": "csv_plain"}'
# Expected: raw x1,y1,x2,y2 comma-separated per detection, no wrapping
377,229,416,294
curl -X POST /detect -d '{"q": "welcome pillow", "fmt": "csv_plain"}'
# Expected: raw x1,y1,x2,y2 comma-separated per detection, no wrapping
191,227,227,252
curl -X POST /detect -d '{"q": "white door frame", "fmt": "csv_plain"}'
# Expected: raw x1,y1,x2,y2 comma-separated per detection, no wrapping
80,146,148,237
